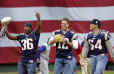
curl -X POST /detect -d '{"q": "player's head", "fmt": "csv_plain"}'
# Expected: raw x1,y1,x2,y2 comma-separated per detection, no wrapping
90,19,101,31
61,18,70,31
24,23,32,34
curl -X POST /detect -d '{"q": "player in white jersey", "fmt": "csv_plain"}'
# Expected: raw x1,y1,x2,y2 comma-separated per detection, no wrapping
37,38,51,74
38,43,50,74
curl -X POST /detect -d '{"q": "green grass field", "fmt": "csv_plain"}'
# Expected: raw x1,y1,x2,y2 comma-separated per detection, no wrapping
0,64,114,74
0,71,114,74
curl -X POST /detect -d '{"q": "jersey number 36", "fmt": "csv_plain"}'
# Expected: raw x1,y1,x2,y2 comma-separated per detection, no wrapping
21,38,34,50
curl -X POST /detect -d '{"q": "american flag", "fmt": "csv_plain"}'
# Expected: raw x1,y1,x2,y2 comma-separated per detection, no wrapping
0,0,114,63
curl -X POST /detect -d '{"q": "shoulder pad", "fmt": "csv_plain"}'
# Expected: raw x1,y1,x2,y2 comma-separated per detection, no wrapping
101,30,111,40
69,30,75,34
84,33,88,40
72,33,78,40
52,29,60,36
101,30,109,34
88,31,93,34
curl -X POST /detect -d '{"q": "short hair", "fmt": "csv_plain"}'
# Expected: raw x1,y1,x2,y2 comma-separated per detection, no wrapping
24,22,32,29
62,18,70,24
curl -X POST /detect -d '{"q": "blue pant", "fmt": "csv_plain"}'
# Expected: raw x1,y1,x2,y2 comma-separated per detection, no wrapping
18,60,36,74
72,57,77,72
90,54,108,74
54,57,74,74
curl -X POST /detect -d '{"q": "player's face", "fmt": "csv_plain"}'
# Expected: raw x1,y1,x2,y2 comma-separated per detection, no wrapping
90,24,97,31
24,26,32,34
61,20,69,31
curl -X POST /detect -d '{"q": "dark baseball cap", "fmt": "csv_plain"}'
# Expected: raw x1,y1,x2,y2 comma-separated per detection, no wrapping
24,23,32,28
90,19,102,28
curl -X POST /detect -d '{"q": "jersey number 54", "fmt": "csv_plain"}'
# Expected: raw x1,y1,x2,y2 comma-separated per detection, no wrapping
89,39,102,50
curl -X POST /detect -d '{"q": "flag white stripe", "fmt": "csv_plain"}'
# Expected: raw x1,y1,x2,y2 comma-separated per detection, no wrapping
0,6,114,21
0,33,114,47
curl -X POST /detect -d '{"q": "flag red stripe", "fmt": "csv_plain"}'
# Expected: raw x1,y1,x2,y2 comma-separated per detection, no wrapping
0,20,114,33
0,47,56,64
0,46,113,64
0,0,114,7
0,47,21,64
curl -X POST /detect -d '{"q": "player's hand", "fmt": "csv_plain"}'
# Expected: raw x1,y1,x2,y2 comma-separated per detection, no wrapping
54,34,65,43
112,58,114,63
1,17,12,26
35,12,40,21
64,38,70,43
80,58,90,66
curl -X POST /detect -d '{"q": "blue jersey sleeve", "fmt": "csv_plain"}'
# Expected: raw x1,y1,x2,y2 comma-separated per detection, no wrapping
34,31,40,38
32,31,40,41
39,45,47,52
36,45,46,58
17,35,23,41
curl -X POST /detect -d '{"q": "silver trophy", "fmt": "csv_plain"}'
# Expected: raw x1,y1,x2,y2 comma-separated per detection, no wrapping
0,17,12,37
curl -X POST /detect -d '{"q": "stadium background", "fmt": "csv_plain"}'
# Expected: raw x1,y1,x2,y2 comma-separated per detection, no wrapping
0,0,114,74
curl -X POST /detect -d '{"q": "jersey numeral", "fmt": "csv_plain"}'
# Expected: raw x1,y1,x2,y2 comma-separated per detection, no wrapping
21,38,34,50
58,43,68,49
89,39,102,50
57,38,69,50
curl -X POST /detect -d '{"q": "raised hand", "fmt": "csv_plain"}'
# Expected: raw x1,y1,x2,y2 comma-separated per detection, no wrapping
35,12,40,21
1,17,12,26
0,17,11,37
34,12,41,34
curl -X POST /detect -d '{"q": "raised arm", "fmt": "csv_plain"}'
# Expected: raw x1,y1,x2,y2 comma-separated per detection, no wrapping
34,12,41,35
1,17,18,40
6,31,17,40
